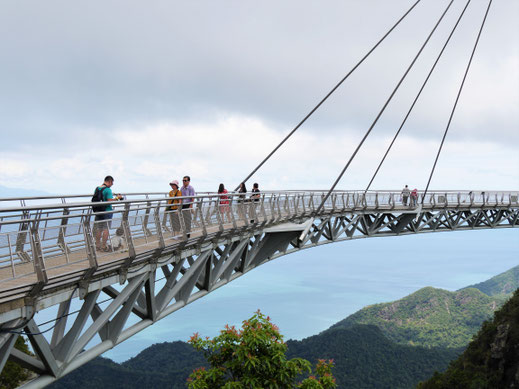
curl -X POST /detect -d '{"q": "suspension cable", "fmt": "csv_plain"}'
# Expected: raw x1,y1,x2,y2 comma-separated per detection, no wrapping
314,0,454,216
235,0,423,190
422,0,492,203
365,0,473,192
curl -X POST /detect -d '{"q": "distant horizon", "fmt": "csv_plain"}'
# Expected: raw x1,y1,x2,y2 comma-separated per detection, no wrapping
2,184,518,199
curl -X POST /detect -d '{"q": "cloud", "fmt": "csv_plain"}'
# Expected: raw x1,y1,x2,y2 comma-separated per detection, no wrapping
1,113,517,194
0,0,517,194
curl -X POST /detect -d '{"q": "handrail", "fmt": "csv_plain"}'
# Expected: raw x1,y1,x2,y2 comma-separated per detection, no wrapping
1,190,517,213
0,189,516,295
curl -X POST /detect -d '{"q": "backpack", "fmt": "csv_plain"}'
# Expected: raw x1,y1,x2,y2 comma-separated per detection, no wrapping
91,186,107,213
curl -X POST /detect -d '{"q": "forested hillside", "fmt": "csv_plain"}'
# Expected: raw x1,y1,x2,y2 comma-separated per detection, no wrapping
418,288,519,388
328,286,505,348
49,342,206,389
461,265,519,297
286,325,460,389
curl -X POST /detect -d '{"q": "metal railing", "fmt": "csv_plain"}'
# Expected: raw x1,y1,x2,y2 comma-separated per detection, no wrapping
0,190,517,287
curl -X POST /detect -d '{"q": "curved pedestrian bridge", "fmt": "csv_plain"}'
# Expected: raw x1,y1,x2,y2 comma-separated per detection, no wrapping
0,190,517,388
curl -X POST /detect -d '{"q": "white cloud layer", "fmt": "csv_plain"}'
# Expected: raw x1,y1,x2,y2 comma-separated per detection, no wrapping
1,114,517,194
0,0,517,195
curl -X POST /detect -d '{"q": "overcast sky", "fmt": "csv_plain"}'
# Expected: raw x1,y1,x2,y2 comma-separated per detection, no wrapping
1,0,518,195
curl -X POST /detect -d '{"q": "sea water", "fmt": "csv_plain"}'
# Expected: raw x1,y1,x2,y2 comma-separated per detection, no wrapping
104,228,519,362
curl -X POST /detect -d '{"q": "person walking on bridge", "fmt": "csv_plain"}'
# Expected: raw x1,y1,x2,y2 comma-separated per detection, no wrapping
181,176,195,238
93,175,122,251
410,188,418,207
218,183,231,223
168,180,182,236
401,185,410,206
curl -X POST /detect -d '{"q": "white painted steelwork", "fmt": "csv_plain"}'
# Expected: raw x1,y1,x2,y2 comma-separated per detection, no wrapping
0,190,517,387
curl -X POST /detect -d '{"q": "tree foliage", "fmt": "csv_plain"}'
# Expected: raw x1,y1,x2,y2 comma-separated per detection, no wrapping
0,336,31,389
418,288,519,389
187,310,336,389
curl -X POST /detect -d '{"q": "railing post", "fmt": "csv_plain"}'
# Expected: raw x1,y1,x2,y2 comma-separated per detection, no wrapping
82,219,97,271
215,198,224,232
29,226,48,296
444,192,448,208
197,198,207,236
375,193,379,208
205,197,214,224
15,210,31,262
123,202,131,222
79,218,98,297
260,194,267,222
229,197,238,230
154,204,165,249
142,201,152,237
119,218,137,284
57,208,71,255
6,234,15,278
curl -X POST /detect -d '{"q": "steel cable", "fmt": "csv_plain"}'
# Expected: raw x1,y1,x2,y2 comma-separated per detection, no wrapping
314,0,454,216
235,0,423,190
0,287,78,335
365,0,473,193
422,0,493,203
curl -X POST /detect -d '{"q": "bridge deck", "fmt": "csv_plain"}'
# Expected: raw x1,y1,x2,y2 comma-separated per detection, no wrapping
0,191,517,307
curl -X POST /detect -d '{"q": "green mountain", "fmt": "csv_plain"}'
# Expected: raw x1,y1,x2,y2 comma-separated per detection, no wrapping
418,288,519,388
329,287,507,349
461,265,519,297
287,325,460,389
50,341,207,389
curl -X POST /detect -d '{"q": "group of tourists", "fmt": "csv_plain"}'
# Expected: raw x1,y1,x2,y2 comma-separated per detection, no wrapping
401,185,419,207
91,175,261,251
167,176,195,238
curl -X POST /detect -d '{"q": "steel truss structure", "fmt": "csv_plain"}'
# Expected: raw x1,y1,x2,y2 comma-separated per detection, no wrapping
0,190,517,388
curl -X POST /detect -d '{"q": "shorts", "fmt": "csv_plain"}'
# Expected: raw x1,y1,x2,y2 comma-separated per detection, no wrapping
95,213,113,230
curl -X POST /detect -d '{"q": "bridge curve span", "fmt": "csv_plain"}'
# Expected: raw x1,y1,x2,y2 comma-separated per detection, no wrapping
0,190,517,387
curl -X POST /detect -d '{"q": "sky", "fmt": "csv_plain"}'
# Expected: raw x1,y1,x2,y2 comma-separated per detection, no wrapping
0,0,518,194
1,0,518,364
